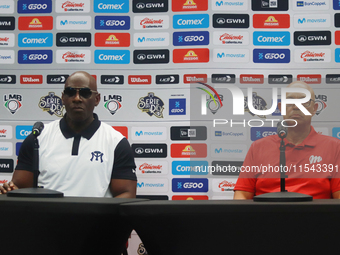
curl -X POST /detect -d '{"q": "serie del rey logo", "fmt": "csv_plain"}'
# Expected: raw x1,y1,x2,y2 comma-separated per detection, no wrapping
137,92,164,118
38,92,64,117
244,92,268,118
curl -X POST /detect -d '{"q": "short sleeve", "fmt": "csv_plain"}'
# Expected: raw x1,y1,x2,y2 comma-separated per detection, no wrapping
15,134,35,172
234,142,257,193
111,138,137,181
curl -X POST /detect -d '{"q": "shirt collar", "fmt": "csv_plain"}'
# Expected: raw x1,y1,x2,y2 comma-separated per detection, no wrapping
276,126,317,148
60,113,101,140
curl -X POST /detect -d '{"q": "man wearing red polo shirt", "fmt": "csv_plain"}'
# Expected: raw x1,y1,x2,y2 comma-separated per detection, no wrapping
234,81,340,199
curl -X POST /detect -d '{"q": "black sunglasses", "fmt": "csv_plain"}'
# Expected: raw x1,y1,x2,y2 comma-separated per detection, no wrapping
63,87,97,99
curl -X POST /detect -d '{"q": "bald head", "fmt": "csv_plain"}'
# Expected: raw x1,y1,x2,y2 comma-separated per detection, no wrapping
287,81,315,101
65,71,97,91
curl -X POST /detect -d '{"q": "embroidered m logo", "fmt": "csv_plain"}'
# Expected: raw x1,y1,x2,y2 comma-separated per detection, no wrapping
309,155,322,164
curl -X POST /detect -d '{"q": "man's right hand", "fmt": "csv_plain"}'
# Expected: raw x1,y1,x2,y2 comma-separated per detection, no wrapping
0,181,18,194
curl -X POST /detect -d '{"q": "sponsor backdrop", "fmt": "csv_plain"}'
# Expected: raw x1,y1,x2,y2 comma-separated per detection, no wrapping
1,0,340,253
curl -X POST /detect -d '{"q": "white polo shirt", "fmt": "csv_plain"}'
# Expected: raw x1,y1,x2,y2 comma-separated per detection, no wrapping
16,114,136,197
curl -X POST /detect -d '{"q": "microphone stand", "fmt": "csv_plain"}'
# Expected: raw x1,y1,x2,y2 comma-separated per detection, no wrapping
7,129,63,198
253,135,313,202
280,139,287,192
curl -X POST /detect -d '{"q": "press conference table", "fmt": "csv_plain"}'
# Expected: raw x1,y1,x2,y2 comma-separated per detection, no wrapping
120,199,340,255
0,196,145,255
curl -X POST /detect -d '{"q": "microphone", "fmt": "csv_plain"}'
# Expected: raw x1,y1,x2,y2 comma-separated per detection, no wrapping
32,122,44,137
277,122,287,139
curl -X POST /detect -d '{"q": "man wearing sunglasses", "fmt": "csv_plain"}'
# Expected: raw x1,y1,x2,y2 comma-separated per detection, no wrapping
0,71,137,198
234,81,340,199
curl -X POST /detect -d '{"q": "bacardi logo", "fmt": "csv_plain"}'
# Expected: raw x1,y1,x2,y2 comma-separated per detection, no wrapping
38,92,64,117
3,94,22,114
137,92,164,118
103,94,122,115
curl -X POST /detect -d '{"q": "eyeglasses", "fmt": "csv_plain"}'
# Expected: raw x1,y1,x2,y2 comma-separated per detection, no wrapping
63,87,97,99
286,99,315,108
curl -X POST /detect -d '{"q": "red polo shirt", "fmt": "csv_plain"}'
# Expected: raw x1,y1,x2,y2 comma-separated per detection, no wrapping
234,127,340,199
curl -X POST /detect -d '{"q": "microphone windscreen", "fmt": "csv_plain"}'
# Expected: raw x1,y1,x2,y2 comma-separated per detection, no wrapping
277,122,287,139
32,122,44,137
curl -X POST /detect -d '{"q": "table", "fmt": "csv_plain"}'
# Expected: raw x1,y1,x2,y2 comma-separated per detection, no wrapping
0,196,145,255
120,200,340,254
